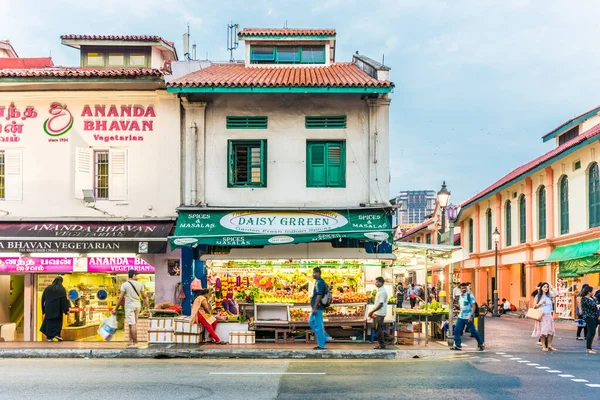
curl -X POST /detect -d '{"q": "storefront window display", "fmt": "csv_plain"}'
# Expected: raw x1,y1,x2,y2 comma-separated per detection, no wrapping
36,273,155,341
555,276,581,320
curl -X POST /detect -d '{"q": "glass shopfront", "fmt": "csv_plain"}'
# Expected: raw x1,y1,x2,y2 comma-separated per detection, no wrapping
36,272,155,341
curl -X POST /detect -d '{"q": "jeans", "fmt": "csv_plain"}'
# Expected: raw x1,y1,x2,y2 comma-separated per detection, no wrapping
454,318,483,348
584,317,598,350
374,316,385,347
309,309,326,348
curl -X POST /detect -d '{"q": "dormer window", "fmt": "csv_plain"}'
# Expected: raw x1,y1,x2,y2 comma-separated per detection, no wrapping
82,47,150,68
558,125,579,146
250,45,325,64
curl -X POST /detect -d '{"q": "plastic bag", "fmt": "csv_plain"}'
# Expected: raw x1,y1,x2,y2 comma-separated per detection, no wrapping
98,315,118,341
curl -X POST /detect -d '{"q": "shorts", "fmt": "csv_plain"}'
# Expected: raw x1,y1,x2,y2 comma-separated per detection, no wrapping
125,306,141,325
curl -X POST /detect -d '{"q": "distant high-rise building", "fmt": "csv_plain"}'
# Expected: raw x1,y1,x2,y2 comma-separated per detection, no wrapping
394,190,436,228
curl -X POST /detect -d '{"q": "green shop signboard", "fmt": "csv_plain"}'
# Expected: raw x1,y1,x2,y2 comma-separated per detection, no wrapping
169,210,392,247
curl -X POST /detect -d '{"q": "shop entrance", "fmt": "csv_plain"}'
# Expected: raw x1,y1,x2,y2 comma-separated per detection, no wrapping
36,273,155,342
0,275,25,341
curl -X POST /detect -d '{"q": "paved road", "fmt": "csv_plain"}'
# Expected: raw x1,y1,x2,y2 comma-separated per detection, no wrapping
2,318,599,399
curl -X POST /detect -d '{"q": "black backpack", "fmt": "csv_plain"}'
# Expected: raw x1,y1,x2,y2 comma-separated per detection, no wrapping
320,282,332,307
468,293,480,316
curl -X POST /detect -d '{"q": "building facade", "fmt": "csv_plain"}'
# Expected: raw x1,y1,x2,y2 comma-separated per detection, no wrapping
165,28,396,315
456,106,600,318
0,35,181,341
394,190,436,228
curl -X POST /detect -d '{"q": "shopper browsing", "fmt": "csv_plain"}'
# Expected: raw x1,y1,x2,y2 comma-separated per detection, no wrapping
580,286,599,354
407,284,421,309
369,277,388,349
310,267,328,350
396,283,406,309
533,282,556,352
112,270,150,349
576,284,590,341
451,283,485,351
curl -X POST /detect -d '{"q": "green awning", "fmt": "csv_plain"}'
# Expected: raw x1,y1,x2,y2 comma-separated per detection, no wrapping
545,239,600,263
169,209,392,248
558,255,600,278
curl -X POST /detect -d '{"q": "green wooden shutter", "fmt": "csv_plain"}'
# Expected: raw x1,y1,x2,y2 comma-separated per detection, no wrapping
307,143,326,187
260,140,267,187
539,186,546,239
326,143,345,187
227,140,235,187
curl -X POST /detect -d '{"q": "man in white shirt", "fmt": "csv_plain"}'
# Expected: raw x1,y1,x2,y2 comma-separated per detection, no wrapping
112,270,150,349
500,298,511,314
369,277,388,349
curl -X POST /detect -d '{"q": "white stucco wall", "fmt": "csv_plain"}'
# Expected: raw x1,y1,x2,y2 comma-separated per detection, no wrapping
0,91,181,218
188,93,390,208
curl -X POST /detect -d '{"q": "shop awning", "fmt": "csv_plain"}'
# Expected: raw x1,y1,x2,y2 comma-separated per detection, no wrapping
558,255,600,278
169,209,393,248
545,239,600,263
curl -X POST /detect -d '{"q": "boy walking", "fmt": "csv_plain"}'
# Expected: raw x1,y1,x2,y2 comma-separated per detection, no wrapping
452,283,485,351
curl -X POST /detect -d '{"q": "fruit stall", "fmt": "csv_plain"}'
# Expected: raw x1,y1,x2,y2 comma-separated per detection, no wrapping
204,259,397,343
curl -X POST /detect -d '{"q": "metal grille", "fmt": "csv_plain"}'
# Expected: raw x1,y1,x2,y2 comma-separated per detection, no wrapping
0,151,4,200
94,151,109,200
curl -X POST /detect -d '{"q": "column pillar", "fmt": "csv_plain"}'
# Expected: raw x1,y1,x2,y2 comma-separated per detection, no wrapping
525,177,533,242
181,99,207,206
545,167,555,239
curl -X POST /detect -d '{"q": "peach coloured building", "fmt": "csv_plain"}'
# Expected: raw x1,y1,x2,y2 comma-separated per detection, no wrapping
456,106,600,319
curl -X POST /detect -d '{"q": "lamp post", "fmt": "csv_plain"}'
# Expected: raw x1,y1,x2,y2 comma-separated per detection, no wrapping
492,227,501,317
445,204,458,346
437,181,451,234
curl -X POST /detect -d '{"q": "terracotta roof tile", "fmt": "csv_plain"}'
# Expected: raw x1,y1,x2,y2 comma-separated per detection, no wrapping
168,63,392,88
61,34,174,48
0,67,162,78
461,122,600,208
238,28,336,37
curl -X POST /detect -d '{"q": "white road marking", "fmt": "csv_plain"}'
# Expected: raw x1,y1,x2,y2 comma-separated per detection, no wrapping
496,352,506,355
509,358,521,360
209,372,326,375
527,363,539,366
501,355,513,357
585,384,600,388
546,370,562,373
536,367,550,369
572,379,589,383
558,375,575,378
518,360,530,363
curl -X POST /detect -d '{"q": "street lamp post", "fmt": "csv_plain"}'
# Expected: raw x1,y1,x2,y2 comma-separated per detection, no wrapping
445,204,458,346
492,227,501,318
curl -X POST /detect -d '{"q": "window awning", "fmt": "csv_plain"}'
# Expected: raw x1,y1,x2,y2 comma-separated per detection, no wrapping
558,256,600,278
545,239,600,263
169,209,392,248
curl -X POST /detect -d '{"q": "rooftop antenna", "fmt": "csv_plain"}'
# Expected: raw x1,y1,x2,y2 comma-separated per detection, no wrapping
192,42,197,61
382,54,385,66
227,22,239,62
183,23,191,61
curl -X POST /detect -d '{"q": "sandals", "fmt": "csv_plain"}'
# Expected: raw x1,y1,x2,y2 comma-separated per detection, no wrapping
586,349,597,354
542,347,549,352
548,346,558,352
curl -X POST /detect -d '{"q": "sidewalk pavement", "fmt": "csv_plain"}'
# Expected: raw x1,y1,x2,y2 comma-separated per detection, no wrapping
0,316,583,359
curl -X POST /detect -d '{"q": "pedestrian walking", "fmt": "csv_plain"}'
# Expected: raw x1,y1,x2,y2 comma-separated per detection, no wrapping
369,277,388,349
452,284,462,305
407,283,419,309
396,283,406,309
309,267,328,350
531,282,543,346
580,286,599,354
533,282,556,352
112,270,150,349
576,284,590,340
40,276,70,342
451,283,485,351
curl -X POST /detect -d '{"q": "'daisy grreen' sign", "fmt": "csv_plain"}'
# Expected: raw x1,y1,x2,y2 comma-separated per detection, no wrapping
170,209,393,248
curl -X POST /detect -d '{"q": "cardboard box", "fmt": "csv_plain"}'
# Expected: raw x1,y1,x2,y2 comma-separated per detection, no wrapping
229,331,255,345
397,331,417,345
148,331,174,344
175,333,201,345
175,317,202,334
149,317,175,331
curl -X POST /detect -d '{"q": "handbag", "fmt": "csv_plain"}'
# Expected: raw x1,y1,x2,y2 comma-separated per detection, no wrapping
525,307,544,321
575,319,586,327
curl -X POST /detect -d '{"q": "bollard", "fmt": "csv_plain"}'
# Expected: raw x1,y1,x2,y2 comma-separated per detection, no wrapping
478,309,485,342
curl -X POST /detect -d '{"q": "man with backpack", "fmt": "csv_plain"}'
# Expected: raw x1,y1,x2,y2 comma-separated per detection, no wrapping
112,270,150,349
452,283,485,351
310,267,328,350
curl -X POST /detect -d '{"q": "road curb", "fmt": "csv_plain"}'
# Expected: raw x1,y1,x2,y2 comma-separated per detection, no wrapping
0,347,455,360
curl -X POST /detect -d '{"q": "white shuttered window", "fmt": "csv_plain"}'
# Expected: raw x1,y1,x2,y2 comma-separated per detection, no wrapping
2,149,23,201
75,147,128,201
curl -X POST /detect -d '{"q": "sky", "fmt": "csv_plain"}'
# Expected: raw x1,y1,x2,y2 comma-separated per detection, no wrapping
3,0,600,204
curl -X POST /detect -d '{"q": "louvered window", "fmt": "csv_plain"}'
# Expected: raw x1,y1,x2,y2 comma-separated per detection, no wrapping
538,186,546,239
226,116,268,129
505,201,512,247
519,195,526,244
228,140,267,187
560,176,569,234
305,116,347,129
486,208,492,250
589,163,600,228
250,45,325,64
306,141,346,188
